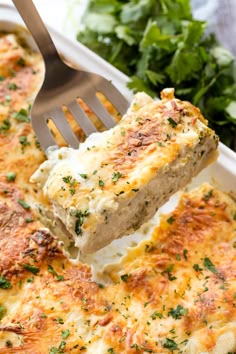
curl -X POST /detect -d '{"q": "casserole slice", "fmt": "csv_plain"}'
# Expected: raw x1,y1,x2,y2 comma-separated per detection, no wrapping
31,88,219,253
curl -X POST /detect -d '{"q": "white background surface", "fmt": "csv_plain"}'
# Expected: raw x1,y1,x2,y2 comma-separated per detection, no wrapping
0,0,235,55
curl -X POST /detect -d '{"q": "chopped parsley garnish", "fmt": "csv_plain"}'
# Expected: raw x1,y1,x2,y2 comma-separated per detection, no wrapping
157,141,164,146
0,275,12,289
25,217,34,223
19,135,30,151
193,264,203,271
161,264,176,281
150,310,163,320
132,188,139,192
22,264,40,275
168,305,188,319
17,57,25,66
163,338,178,350
49,341,66,354
175,254,181,261
62,176,72,183
74,209,90,236
0,119,11,133
62,176,77,195
99,179,104,187
12,108,30,122
167,216,175,224
167,117,178,128
5,340,12,348
107,349,115,353
112,171,122,183
27,276,34,283
18,199,31,209
80,173,88,179
61,329,70,339
48,265,64,281
120,273,130,282
183,249,188,260
6,172,16,182
203,257,217,274
203,189,213,201
0,75,5,81
7,83,18,90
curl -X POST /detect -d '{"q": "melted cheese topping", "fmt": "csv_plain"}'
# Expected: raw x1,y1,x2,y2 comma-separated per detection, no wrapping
31,88,218,254
0,33,235,353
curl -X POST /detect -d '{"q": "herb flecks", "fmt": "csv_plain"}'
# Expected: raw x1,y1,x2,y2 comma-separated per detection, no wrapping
74,210,90,236
13,108,30,123
161,264,177,281
48,265,64,281
167,117,178,128
112,172,122,183
22,264,40,275
0,275,12,289
19,135,30,152
18,199,31,210
203,257,217,274
6,172,16,182
168,305,188,319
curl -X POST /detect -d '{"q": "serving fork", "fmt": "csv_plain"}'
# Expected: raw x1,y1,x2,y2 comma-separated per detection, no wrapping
12,0,129,151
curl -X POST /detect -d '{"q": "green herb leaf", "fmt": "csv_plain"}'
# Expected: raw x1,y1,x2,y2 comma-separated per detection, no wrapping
203,257,217,274
61,329,70,339
22,264,40,275
167,117,177,128
74,209,90,236
77,0,236,150
48,265,64,281
99,179,105,187
168,304,188,319
18,199,31,209
111,171,122,183
80,173,88,179
12,109,30,123
7,83,18,90
0,275,12,289
167,216,175,224
6,172,16,182
120,273,130,282
163,338,178,350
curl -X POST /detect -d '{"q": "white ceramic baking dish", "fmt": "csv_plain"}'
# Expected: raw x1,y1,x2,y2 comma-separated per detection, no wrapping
1,3,235,277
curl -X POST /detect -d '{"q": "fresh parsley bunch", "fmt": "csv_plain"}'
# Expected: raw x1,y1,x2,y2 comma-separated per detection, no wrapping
77,0,236,150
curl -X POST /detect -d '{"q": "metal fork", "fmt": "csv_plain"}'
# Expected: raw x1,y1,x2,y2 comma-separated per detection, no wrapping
12,0,129,151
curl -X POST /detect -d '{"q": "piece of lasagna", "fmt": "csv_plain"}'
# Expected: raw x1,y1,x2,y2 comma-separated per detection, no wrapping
31,89,219,254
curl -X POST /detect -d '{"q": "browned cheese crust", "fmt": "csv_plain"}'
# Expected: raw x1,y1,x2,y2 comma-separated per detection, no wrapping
0,33,235,353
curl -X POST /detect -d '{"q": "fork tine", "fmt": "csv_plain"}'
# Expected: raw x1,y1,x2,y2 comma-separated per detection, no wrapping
95,79,130,116
31,111,57,151
82,93,116,129
67,101,97,136
49,108,80,149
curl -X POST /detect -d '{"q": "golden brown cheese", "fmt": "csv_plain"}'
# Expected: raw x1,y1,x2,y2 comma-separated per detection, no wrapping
0,32,235,354
0,182,235,353
31,89,218,254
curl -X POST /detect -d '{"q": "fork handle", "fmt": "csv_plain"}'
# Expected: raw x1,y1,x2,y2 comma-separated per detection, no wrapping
12,0,61,64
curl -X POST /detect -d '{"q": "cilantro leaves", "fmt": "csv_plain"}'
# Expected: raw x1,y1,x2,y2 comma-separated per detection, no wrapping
77,0,236,150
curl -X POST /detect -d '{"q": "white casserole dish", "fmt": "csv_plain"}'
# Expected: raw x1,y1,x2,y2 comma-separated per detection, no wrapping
0,3,235,277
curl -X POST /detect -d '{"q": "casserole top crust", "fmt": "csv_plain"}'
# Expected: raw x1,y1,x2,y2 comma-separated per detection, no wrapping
31,88,218,254
0,33,235,354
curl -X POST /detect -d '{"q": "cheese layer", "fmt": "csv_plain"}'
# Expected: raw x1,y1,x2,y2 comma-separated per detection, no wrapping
0,33,235,354
31,89,218,254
